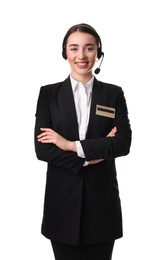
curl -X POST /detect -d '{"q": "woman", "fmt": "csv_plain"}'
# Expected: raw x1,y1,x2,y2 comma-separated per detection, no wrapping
34,23,132,260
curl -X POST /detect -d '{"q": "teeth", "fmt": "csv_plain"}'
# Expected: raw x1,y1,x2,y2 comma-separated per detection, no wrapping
77,63,87,67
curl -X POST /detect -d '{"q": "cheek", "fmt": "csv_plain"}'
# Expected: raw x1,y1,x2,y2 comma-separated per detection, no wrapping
67,58,75,70
90,55,97,65
66,47,75,59
66,52,75,63
67,56,74,64
90,51,98,61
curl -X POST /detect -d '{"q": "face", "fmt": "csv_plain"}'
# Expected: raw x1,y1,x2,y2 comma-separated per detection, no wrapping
66,31,98,82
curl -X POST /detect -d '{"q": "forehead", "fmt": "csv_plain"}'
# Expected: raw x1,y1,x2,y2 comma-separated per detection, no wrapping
66,31,97,45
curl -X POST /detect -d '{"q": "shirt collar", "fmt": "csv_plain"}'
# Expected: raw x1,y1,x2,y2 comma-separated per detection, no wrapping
70,75,94,93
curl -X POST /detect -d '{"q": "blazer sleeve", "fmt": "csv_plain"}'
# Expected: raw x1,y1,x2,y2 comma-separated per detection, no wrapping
80,87,132,161
34,86,85,173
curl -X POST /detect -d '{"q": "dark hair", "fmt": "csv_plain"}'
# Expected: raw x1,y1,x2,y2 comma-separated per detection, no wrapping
62,23,103,59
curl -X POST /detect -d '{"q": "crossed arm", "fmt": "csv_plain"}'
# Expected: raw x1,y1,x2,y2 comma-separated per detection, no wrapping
37,127,117,165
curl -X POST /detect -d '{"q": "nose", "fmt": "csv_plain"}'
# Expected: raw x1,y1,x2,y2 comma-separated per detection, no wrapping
77,48,86,59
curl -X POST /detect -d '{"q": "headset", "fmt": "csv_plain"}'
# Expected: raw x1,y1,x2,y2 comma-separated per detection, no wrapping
62,23,104,74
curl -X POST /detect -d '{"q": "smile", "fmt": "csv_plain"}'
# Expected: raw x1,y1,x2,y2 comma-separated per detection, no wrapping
75,62,89,68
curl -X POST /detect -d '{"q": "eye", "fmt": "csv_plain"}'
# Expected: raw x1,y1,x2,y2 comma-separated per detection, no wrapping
70,47,78,52
86,46,95,52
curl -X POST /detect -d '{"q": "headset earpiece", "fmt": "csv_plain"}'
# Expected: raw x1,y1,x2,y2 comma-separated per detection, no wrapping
62,48,67,60
97,47,102,59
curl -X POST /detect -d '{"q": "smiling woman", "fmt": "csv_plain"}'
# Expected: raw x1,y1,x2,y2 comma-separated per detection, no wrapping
62,24,102,83
34,23,132,260
65,32,97,81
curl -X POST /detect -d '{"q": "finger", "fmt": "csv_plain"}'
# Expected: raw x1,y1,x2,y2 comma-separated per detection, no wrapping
107,127,117,137
38,139,53,143
111,127,116,133
37,132,53,139
40,127,54,132
37,132,52,138
38,136,55,143
37,129,55,138
37,133,46,138
107,130,114,137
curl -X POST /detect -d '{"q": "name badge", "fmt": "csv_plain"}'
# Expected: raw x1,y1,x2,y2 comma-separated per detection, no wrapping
96,105,115,119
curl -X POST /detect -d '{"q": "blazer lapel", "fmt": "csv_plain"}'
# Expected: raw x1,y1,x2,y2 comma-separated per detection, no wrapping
59,77,79,140
86,78,103,138
57,77,103,140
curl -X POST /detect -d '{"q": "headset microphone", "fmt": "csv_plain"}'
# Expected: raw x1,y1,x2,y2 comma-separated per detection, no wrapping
94,52,104,74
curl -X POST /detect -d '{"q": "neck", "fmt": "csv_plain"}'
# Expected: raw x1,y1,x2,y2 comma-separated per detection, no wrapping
70,72,93,84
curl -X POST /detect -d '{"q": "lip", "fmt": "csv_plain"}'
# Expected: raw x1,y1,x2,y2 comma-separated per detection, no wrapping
75,62,89,69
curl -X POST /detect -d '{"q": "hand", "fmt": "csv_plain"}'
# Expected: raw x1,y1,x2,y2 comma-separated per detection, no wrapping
88,127,117,165
37,128,76,152
88,159,104,165
107,127,117,137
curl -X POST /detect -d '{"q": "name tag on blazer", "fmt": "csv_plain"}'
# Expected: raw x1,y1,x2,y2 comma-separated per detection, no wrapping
96,104,115,119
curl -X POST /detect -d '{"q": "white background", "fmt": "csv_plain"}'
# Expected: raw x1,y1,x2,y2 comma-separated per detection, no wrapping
0,0,163,259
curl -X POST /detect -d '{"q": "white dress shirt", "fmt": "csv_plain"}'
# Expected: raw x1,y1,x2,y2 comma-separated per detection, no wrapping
70,75,94,165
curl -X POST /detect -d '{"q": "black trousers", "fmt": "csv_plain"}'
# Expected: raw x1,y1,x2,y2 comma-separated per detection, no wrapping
51,241,115,260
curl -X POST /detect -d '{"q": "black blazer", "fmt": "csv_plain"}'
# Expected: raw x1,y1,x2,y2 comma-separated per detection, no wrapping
34,76,132,246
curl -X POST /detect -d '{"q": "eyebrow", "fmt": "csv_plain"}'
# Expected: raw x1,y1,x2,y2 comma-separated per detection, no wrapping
68,43,95,47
